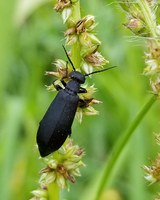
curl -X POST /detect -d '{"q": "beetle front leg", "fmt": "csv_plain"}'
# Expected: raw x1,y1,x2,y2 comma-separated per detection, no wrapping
61,79,66,87
79,87,87,93
78,87,92,107
52,79,67,91
52,82,63,91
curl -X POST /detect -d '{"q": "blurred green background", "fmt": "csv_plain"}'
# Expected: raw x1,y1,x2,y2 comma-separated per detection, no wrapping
0,0,160,200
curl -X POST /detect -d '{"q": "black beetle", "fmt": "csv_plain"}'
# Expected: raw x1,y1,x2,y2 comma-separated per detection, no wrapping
37,46,116,157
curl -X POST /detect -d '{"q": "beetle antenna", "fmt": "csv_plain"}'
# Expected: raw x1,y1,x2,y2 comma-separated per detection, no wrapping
62,45,76,71
85,66,117,76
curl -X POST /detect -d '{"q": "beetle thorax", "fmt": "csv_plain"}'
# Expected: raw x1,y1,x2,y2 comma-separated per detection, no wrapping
69,71,85,84
65,80,81,94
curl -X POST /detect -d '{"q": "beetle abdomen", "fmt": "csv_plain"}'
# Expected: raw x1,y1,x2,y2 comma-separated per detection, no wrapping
37,90,79,157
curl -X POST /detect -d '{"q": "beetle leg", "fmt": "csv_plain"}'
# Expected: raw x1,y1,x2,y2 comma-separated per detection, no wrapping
52,82,63,91
52,79,67,91
61,80,66,87
79,87,87,93
51,61,68,91
78,98,93,108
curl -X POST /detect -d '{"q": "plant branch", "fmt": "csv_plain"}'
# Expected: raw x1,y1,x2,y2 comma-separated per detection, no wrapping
48,183,60,200
93,95,157,200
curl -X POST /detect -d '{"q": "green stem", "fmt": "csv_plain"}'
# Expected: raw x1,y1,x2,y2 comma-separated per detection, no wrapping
93,95,157,200
72,42,81,69
72,0,81,21
71,1,81,69
48,183,60,200
138,0,157,38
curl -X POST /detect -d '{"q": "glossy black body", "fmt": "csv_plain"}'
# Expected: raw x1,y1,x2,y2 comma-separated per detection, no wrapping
37,71,85,157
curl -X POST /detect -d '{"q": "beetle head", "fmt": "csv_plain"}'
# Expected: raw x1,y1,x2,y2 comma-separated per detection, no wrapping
69,71,85,84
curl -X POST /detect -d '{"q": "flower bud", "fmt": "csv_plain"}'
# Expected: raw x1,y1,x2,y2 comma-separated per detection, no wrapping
125,18,144,34
31,189,47,198
81,61,93,74
150,78,160,95
58,146,67,154
143,165,158,184
56,174,66,189
90,99,102,104
69,155,82,162
75,109,83,123
81,45,99,57
66,34,78,45
85,51,109,67
46,59,68,79
144,153,160,184
54,0,71,12
83,15,96,30
48,160,58,169
62,8,72,23
79,85,96,99
72,168,81,176
144,59,159,75
84,106,99,116
54,59,66,70
40,172,56,185
45,71,57,76
76,15,96,33
45,84,56,92
79,32,101,47
64,27,76,36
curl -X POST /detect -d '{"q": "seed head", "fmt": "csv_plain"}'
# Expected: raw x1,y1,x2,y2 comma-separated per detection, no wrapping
125,18,145,34
144,154,160,184
30,139,85,199
39,139,85,189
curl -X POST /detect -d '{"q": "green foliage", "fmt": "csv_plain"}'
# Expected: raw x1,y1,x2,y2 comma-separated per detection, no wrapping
0,0,159,200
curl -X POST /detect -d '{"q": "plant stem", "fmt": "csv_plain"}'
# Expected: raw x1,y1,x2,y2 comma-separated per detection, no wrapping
71,1,81,69
93,95,157,200
72,0,81,21
48,183,60,200
138,0,157,38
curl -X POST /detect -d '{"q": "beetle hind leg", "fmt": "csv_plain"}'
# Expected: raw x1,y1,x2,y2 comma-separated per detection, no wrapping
78,98,93,108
